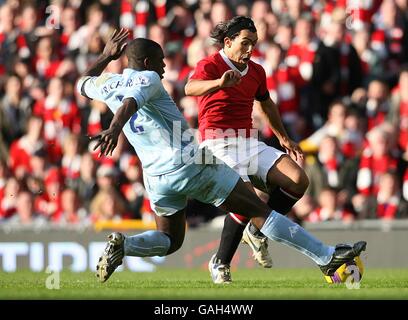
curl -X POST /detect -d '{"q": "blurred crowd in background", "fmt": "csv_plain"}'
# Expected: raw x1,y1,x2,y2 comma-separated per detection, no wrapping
1,0,408,228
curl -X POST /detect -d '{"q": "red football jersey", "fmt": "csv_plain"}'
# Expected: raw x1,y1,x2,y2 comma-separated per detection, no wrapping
190,51,269,140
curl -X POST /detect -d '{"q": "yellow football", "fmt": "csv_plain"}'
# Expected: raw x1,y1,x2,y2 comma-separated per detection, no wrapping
324,256,365,284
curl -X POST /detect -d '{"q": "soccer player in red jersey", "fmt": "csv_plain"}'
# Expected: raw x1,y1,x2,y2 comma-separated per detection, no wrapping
185,16,309,283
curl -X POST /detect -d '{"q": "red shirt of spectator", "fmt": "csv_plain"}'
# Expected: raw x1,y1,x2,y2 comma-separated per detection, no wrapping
190,50,269,140
35,167,63,220
403,169,408,202
0,185,4,206
376,196,399,219
0,177,20,219
366,107,387,131
9,137,36,174
286,39,318,86
266,64,299,117
8,116,44,175
32,36,63,80
306,186,354,222
375,172,400,219
33,98,80,140
347,0,382,30
33,56,62,80
61,153,81,181
365,80,390,131
357,130,398,197
33,78,81,162
307,207,353,222
397,100,408,150
357,152,397,196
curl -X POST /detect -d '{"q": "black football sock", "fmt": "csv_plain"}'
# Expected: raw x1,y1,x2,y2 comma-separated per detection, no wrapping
247,187,303,238
267,187,302,215
215,213,248,265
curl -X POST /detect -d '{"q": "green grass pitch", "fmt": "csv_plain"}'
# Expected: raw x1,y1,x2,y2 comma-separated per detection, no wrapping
1,268,408,300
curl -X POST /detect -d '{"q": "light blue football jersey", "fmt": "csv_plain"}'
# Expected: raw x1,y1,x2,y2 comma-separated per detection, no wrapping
77,69,198,176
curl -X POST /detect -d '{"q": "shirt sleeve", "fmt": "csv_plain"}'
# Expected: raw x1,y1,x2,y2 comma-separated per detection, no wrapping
189,58,219,80
76,73,115,100
76,76,94,99
121,71,162,108
255,66,270,101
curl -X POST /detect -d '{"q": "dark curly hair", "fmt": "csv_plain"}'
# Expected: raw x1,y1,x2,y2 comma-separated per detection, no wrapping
210,16,257,46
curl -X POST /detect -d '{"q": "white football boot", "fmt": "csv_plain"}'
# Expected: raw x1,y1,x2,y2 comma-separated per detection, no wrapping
208,254,232,284
96,232,125,282
242,223,273,268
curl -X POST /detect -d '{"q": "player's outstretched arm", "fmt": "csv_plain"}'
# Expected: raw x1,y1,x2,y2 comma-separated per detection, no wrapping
83,28,129,77
185,70,241,96
259,98,304,162
90,98,138,157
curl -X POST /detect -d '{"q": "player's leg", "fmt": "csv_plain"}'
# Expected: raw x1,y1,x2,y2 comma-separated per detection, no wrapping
192,162,366,283
208,180,270,284
265,154,309,213
236,147,286,267
243,152,308,258
187,158,265,284
199,139,272,272
206,172,333,269
209,139,274,269
236,187,273,267
205,139,305,269
213,212,248,270
214,183,273,274
211,182,268,283
220,178,366,276
125,210,186,256
96,210,185,283
96,172,190,283
123,172,191,257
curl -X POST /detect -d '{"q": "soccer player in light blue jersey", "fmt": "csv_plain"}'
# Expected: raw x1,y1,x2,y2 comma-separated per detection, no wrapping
77,28,366,284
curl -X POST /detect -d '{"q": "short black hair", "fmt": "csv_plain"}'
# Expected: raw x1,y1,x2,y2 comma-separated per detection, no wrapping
210,16,257,46
125,38,162,66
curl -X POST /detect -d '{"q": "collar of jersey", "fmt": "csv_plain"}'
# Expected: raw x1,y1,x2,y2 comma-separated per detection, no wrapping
123,68,136,74
219,49,249,76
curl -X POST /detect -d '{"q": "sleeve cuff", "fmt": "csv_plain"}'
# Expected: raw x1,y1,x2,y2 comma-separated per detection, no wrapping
255,91,270,102
77,76,92,99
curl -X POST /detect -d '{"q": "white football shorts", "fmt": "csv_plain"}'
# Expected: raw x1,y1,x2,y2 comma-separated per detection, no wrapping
143,151,240,216
199,137,286,192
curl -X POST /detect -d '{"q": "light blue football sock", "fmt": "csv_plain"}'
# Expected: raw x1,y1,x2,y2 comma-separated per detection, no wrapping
260,210,334,265
124,230,171,257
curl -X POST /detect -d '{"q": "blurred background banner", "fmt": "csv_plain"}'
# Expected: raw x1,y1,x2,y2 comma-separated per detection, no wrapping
1,220,408,272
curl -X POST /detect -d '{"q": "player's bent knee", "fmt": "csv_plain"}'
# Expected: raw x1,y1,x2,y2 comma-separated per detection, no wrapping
298,171,309,193
287,169,309,195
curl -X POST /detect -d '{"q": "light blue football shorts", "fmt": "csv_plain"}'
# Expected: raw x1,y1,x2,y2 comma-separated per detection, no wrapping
143,159,240,217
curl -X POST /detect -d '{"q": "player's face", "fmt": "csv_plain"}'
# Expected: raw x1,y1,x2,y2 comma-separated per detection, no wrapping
147,49,166,79
226,29,258,67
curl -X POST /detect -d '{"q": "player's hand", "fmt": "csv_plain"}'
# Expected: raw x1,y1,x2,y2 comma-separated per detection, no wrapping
103,28,129,60
89,125,122,157
279,137,304,162
219,70,241,88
